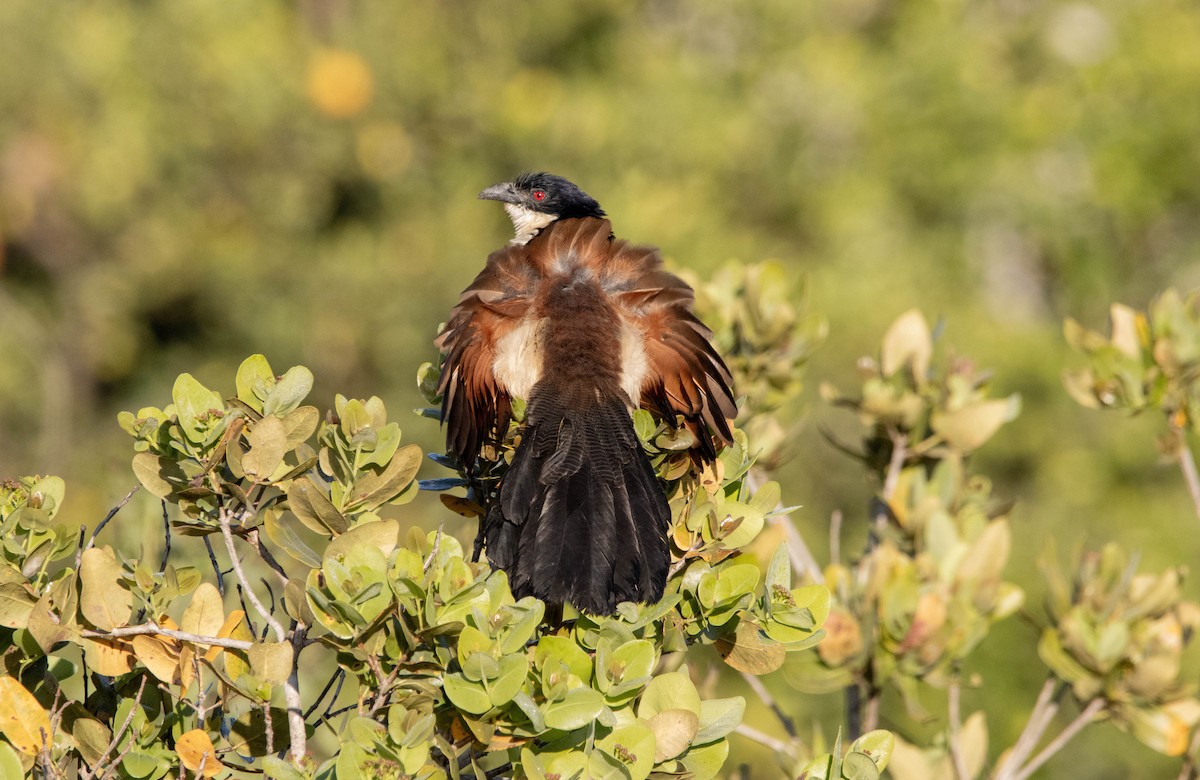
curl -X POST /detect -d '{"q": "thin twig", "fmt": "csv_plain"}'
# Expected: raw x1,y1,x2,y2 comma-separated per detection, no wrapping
246,527,289,584
734,723,795,758
741,671,798,741
948,679,971,780
157,500,171,573
192,651,208,724
1175,432,1200,525
745,466,824,583
423,522,445,572
218,507,305,764
202,536,225,597
1010,698,1105,780
218,507,284,642
863,689,881,733
262,700,275,756
81,624,253,650
91,675,148,780
779,515,825,584
993,678,1059,780
85,485,141,553
305,668,345,719
829,509,843,567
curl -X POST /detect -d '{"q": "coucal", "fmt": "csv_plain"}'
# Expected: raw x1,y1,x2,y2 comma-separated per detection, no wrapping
436,173,736,615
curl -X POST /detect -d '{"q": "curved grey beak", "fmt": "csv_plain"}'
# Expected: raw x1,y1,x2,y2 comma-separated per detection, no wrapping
478,181,520,204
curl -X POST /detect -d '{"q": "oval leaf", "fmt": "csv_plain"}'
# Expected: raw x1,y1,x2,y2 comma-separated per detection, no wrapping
80,547,131,631
0,676,53,755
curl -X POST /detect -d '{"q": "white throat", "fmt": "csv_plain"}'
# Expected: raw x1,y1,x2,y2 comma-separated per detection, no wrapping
504,203,558,245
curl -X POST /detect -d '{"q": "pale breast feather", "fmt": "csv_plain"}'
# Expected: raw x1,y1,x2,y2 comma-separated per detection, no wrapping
493,317,546,401
619,318,650,407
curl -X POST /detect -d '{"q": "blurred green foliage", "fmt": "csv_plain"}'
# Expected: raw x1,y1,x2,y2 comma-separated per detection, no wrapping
3,1,1200,777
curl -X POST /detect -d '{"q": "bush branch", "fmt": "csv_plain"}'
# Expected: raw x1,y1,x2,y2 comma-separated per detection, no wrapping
1010,698,1105,780
734,722,795,758
1174,431,1200,525
81,623,253,650
217,506,306,764
992,678,1060,780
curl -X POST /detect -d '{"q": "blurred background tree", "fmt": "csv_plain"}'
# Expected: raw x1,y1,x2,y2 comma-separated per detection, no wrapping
2,1,1199,776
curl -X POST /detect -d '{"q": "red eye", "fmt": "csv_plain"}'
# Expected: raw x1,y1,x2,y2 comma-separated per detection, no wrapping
532,190,546,201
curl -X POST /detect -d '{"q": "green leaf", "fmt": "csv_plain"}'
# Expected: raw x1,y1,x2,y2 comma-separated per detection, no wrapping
849,730,895,772
536,635,593,684
695,696,745,744
931,396,1021,453
0,740,23,779
487,654,528,707
131,452,185,499
173,373,224,443
263,511,321,568
793,585,831,626
326,517,399,562
235,355,275,413
247,642,293,686
596,723,656,780
679,739,730,780
638,671,701,719
765,543,791,597
443,673,493,715
543,687,605,730
713,563,760,604
242,416,289,481
286,477,348,536
262,365,314,417
841,751,880,780
281,406,320,449
80,547,131,631
260,756,309,780
345,444,423,511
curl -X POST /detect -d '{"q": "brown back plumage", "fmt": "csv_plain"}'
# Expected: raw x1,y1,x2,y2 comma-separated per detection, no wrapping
437,218,737,467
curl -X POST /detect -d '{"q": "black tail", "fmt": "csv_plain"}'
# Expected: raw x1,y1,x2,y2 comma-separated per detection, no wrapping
484,391,670,616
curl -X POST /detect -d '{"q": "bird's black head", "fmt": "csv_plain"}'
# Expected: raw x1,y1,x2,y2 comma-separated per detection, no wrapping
479,172,605,243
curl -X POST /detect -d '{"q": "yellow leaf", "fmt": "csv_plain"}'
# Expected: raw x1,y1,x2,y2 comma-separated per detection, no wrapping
0,676,53,756
80,547,131,631
181,583,224,640
204,610,247,663
131,635,180,684
176,729,224,777
82,636,136,676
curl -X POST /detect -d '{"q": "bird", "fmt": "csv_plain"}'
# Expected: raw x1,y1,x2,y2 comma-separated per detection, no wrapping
435,172,737,616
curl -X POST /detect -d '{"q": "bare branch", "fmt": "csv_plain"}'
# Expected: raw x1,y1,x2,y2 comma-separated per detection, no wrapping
81,623,252,650
91,675,148,780
217,506,306,764
1011,698,1105,780
83,485,141,559
1174,431,1200,525
218,507,285,642
741,671,799,743
734,723,795,758
992,678,1060,780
